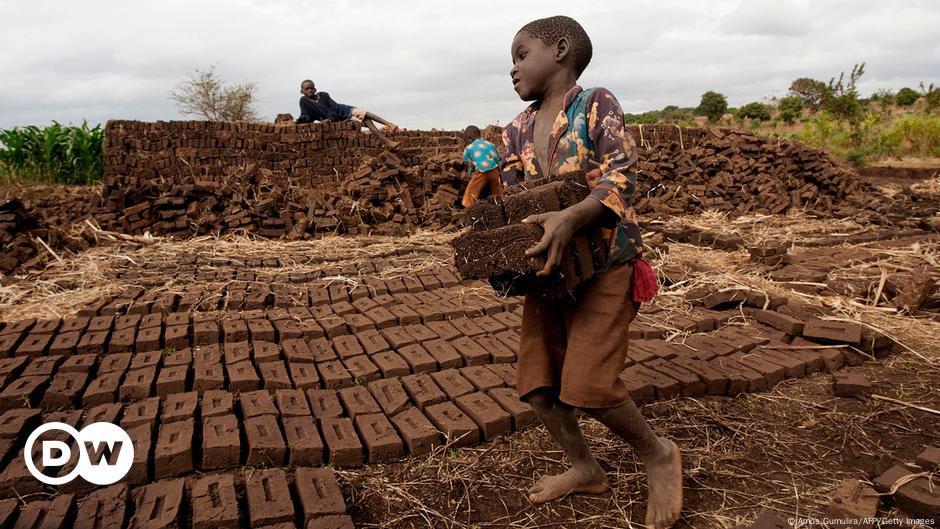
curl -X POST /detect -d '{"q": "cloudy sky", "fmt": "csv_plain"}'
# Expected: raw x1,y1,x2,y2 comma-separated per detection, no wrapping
1,0,937,131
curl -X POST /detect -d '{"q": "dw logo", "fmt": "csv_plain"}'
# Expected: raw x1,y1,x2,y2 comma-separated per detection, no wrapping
24,422,134,485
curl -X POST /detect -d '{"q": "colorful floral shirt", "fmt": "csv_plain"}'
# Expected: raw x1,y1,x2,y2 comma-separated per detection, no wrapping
499,85,644,270
462,139,501,174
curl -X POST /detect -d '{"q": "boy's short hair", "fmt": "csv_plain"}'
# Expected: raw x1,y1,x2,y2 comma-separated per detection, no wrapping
463,125,482,143
518,15,593,78
301,79,314,86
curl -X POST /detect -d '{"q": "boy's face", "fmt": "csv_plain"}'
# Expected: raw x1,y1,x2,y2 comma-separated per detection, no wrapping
510,31,562,101
301,81,317,99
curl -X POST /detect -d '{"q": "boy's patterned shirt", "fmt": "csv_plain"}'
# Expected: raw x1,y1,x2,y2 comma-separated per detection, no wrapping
499,85,644,269
462,138,501,174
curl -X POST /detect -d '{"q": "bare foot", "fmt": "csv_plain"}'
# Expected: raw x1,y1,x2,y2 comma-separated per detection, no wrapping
644,439,683,529
527,466,609,504
383,123,399,132
385,140,401,150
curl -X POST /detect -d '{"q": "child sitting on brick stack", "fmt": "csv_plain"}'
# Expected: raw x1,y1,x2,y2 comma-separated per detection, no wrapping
460,125,503,207
499,15,682,529
296,79,399,149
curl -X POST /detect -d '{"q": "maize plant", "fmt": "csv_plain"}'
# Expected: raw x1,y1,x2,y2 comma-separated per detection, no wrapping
0,121,103,184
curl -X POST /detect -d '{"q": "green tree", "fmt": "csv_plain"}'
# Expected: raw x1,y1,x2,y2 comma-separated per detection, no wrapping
777,96,804,124
169,64,259,121
697,91,728,122
737,102,772,121
921,83,940,114
788,77,829,111
823,63,866,123
896,87,920,106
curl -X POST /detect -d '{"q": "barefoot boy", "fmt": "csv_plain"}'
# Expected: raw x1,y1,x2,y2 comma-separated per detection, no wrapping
500,15,682,529
296,79,399,148
460,125,503,207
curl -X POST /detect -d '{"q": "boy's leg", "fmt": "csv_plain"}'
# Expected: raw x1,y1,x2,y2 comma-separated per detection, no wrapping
525,389,608,503
360,118,399,149
363,111,397,131
585,402,682,529
461,171,490,207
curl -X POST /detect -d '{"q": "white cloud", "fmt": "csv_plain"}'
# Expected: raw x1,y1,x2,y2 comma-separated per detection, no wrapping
0,0,937,130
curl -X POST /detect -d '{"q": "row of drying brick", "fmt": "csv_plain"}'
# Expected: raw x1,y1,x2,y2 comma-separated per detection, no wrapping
0,375,534,495
0,294,522,358
0,467,353,529
0,325,522,410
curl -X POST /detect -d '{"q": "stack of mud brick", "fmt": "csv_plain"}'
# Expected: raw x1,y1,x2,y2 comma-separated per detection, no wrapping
452,171,609,297
100,120,468,238
625,125,870,216
0,196,101,275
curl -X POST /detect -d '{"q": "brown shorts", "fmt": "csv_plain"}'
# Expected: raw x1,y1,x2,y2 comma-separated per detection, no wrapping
461,167,502,207
348,107,368,123
516,261,640,409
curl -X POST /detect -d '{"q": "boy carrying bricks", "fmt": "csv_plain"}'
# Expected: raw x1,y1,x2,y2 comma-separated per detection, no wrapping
296,79,400,149
500,15,682,528
460,125,503,207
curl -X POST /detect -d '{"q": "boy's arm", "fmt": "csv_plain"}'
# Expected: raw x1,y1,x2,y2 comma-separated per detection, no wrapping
462,146,475,175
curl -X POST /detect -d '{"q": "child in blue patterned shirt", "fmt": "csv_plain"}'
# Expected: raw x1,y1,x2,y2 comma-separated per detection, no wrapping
460,126,502,207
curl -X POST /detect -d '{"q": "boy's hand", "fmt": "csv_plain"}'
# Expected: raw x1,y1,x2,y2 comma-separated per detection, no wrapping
523,199,607,277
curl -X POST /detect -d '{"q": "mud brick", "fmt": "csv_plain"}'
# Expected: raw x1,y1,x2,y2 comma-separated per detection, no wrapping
194,390,229,419
161,324,188,351
423,320,459,341
683,334,736,359
382,277,405,295
74,483,128,529
832,372,872,397
283,362,317,389
450,317,485,337
108,327,137,353
476,335,517,364
160,391,197,423
390,304,422,326
491,310,522,329
245,468,294,527
0,499,15,528
245,415,286,466
14,494,74,529
427,369,472,399
379,326,414,349
631,364,682,400
472,315,505,335
227,360,260,391
84,402,122,426
193,344,222,364
311,305,335,320
450,336,490,366
401,276,423,293
785,340,845,372
41,371,89,408
404,323,437,343
22,355,62,377
294,467,346,522
0,375,48,410
197,414,240,471
304,337,338,363
156,365,189,395
95,354,130,376
309,286,331,306
193,362,225,393
401,373,447,410
370,293,396,307
362,379,407,417
257,360,291,389
438,300,467,320
731,351,786,387
355,329,390,355
316,360,353,389
384,407,438,458
493,329,521,352
48,330,81,355
120,424,151,485
802,319,862,345
824,478,879,529
221,318,248,343
320,417,363,467
620,366,656,404
154,418,194,479
709,356,765,393
0,334,22,357
425,401,479,447
362,306,396,329
350,413,402,464
872,463,940,518
916,447,940,470
272,319,303,342
193,321,220,346
0,319,34,336
338,385,382,418
122,397,160,431
239,389,278,418
129,478,185,529
223,341,251,365
332,335,364,359
75,329,109,355
163,348,193,368
455,391,512,441
487,387,538,431
417,274,443,291
140,313,163,330
57,353,96,373
437,271,460,288
395,344,435,373
244,319,273,343
327,284,350,304
368,350,408,378
56,316,88,334
130,350,161,370
644,359,705,397
269,389,308,418
758,347,813,377
280,338,315,364
112,314,141,331
0,451,42,497
413,303,444,322
190,473,238,529
460,365,504,391
307,389,344,420
274,417,322,468
14,332,52,357
342,354,381,384
671,356,728,394
0,408,40,439
135,326,162,352
82,371,122,407
701,289,750,309
751,309,804,336
121,367,157,401
319,316,349,339
422,338,462,369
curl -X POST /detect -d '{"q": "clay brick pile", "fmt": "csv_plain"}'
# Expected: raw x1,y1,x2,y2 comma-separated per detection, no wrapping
625,125,871,216
452,171,610,297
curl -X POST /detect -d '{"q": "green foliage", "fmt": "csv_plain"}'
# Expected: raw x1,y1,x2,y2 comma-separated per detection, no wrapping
920,82,940,114
870,89,895,105
822,63,866,125
737,102,772,121
896,87,920,106
0,121,103,184
883,114,940,157
788,77,829,110
624,106,696,126
777,96,804,124
697,91,728,122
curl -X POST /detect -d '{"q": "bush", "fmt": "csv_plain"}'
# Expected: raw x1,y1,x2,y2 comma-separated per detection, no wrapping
777,96,804,124
883,114,940,157
737,102,772,121
697,91,728,122
896,87,920,106
0,121,103,184
789,78,829,111
170,65,259,121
